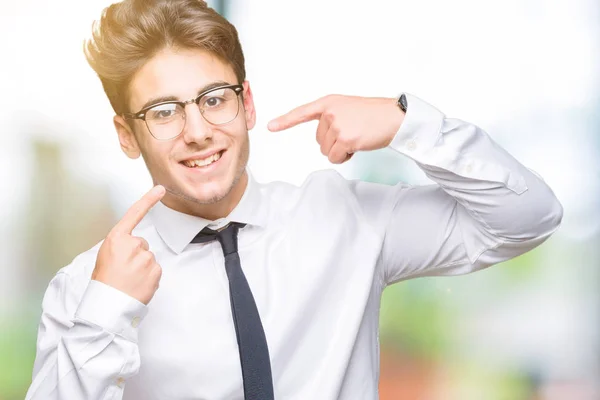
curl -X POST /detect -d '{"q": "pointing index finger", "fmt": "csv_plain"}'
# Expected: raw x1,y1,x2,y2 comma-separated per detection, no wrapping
267,97,328,132
112,185,166,235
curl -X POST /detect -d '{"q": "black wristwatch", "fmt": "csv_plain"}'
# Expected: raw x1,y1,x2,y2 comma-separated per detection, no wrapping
397,93,407,113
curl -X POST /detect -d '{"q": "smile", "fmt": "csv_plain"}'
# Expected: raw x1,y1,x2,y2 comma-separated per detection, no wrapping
181,150,224,168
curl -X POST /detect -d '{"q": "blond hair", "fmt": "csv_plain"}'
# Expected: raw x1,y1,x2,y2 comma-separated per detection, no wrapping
84,0,246,114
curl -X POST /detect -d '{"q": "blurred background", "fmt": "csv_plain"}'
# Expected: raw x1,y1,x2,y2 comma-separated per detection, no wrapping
0,0,598,399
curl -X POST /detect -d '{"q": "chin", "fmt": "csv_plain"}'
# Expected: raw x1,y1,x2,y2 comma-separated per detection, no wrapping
180,181,231,205
192,189,229,204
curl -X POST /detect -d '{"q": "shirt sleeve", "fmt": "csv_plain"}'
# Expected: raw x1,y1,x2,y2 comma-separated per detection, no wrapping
25,272,148,400
348,93,564,285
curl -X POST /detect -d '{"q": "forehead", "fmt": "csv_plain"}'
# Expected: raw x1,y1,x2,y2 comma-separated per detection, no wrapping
128,47,237,111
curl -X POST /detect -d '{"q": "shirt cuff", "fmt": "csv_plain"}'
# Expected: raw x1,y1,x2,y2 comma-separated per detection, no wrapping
387,93,527,194
388,93,445,156
75,280,148,343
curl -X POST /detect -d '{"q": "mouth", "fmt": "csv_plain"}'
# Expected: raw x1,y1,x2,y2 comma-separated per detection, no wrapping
179,150,225,171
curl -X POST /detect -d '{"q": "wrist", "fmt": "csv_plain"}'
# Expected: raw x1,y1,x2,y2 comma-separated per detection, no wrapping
385,96,405,146
75,280,148,342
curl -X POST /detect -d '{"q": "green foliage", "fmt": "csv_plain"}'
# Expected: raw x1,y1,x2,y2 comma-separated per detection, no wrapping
0,316,37,400
440,361,535,400
379,279,453,359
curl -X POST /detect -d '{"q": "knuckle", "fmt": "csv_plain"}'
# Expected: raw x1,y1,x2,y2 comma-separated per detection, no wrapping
151,264,162,280
105,234,118,246
323,110,335,123
132,237,147,250
329,122,340,134
140,250,154,264
337,135,349,146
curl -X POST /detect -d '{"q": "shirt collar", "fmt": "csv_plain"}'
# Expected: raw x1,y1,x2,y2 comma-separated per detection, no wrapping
149,169,267,254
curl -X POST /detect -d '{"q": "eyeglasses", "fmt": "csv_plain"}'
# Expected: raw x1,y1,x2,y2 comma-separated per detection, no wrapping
123,84,244,141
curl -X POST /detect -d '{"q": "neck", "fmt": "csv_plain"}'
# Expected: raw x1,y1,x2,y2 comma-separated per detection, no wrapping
162,170,248,220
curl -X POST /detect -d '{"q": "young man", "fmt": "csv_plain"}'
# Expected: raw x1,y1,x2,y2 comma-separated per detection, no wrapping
26,0,563,399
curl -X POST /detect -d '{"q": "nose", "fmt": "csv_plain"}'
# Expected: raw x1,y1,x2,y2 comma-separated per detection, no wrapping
181,103,213,144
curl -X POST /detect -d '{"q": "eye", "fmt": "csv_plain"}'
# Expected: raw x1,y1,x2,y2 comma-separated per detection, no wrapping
203,96,225,108
156,109,175,118
147,104,180,121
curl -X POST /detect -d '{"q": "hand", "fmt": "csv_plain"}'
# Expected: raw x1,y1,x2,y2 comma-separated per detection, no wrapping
92,185,166,305
267,94,405,164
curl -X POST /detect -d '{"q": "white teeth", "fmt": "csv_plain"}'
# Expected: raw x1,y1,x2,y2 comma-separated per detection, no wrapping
184,151,222,168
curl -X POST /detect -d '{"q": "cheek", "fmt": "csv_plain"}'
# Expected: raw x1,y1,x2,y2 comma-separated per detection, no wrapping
220,124,246,151
139,142,174,174
232,130,250,159
232,121,250,143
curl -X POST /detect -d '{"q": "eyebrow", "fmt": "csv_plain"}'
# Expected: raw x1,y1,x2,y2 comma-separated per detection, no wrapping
138,80,233,111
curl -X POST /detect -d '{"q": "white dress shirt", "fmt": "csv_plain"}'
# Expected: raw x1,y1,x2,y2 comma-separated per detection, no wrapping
26,94,563,400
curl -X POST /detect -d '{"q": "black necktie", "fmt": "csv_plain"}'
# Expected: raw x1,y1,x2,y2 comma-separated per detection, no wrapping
191,223,274,400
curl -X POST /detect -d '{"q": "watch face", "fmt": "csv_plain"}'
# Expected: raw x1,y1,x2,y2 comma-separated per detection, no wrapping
398,94,407,112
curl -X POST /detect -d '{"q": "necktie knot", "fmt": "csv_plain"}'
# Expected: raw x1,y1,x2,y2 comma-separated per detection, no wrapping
191,222,246,255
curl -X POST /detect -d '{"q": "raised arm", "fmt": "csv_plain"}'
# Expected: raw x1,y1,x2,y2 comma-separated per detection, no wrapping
269,93,563,285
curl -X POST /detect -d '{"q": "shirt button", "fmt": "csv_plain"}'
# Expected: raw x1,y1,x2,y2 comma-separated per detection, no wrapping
131,316,141,328
465,163,473,173
116,377,125,387
406,140,417,151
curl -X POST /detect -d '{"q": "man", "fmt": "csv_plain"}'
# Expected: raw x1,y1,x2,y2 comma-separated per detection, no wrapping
25,0,563,399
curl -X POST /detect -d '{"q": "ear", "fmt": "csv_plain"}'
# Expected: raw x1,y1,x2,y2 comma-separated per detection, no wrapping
113,115,141,159
241,80,256,131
